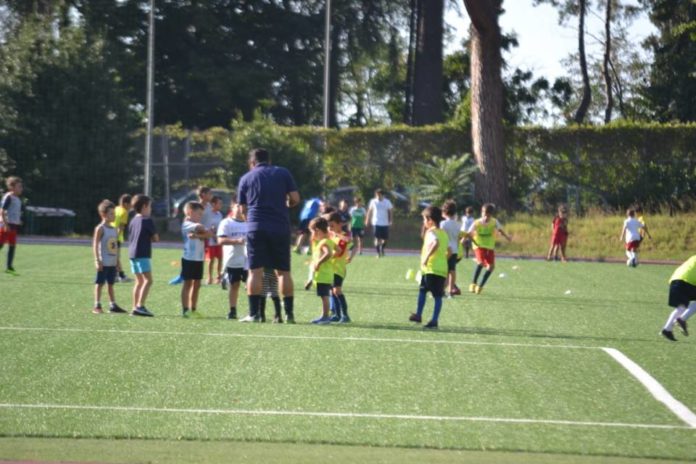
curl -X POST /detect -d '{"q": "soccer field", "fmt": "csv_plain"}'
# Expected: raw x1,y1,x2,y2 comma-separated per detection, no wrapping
0,244,695,463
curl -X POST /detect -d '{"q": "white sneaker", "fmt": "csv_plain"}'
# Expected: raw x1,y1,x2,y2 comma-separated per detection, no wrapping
239,315,259,323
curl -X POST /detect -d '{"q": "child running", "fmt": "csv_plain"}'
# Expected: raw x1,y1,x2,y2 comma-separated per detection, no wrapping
466,203,511,294
546,205,569,262
180,201,213,318
660,255,696,341
409,206,448,329
91,200,126,314
620,208,651,267
460,206,475,259
309,217,335,324
327,212,355,323
128,194,159,316
217,199,247,320
440,200,461,297
0,176,23,276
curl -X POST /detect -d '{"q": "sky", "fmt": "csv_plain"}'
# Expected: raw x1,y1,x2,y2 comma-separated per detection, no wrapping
445,1,657,83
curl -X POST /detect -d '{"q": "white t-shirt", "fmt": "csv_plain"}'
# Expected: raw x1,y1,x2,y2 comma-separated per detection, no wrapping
461,216,475,235
368,198,393,227
218,217,247,269
181,220,205,262
623,217,643,243
208,210,223,246
440,218,461,254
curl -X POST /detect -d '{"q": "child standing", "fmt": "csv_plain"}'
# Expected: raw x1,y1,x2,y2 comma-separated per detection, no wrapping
180,201,213,318
349,196,366,255
409,206,449,329
460,206,475,259
660,255,696,341
217,200,247,320
327,212,355,323
309,217,335,324
466,203,512,294
546,205,569,262
620,208,651,267
128,194,159,317
91,200,126,314
440,200,461,297
205,195,224,285
0,176,23,276
112,194,132,282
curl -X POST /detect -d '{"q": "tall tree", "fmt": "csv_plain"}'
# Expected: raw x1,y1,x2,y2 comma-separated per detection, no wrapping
411,0,445,125
602,0,614,122
462,0,509,208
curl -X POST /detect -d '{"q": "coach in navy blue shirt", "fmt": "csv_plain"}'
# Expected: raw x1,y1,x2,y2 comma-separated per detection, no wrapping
238,148,300,322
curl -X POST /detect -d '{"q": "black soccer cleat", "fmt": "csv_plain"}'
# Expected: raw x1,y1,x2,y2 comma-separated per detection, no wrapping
660,329,677,342
109,304,127,314
676,318,689,336
424,320,439,330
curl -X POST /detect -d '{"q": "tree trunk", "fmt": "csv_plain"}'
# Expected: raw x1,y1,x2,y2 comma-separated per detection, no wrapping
574,0,591,123
328,21,341,128
462,0,509,208
602,0,614,123
412,0,444,125
404,0,419,124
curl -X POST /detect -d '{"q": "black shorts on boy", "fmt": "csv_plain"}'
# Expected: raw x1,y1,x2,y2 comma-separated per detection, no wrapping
420,274,446,298
95,267,117,285
316,283,332,297
669,280,696,307
447,255,458,272
226,267,248,284
374,226,389,240
181,258,204,280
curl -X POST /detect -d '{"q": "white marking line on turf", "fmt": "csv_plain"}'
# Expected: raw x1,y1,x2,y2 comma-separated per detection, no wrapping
0,403,690,431
0,326,598,350
602,348,696,428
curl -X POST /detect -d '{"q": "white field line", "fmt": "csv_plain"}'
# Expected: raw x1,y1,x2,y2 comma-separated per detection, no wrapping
0,326,597,350
0,403,690,431
602,348,696,428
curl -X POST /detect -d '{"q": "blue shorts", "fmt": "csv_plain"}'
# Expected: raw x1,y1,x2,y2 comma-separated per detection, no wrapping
95,266,117,285
130,258,152,274
247,230,291,272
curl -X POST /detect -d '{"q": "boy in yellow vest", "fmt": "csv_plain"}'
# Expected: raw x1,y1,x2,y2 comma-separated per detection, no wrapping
327,212,355,323
466,203,511,294
409,206,449,329
309,217,335,324
661,255,696,341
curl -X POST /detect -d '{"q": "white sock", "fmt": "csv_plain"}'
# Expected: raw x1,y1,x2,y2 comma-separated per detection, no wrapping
664,306,685,330
680,302,696,321
625,249,632,260
307,267,315,282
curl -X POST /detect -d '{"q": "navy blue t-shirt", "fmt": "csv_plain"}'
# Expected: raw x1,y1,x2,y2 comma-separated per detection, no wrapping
237,163,298,234
128,215,157,259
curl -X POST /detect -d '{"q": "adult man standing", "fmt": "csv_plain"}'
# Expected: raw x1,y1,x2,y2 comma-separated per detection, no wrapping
365,188,393,258
237,148,300,322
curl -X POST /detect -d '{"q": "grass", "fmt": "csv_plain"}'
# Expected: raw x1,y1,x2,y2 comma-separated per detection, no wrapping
0,244,695,463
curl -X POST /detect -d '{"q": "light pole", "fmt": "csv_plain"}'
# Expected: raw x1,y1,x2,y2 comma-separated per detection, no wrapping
144,0,155,196
322,0,331,129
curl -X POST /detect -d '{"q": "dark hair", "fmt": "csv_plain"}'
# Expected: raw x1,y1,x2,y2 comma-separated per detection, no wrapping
442,199,457,216
197,186,211,197
375,188,383,196
634,204,643,214
482,203,496,216
326,212,342,224
119,194,132,207
249,148,270,164
185,201,204,213
309,216,329,233
323,205,336,215
211,195,222,204
354,196,362,203
98,199,115,215
422,206,443,224
465,206,474,215
131,194,151,213
626,208,635,217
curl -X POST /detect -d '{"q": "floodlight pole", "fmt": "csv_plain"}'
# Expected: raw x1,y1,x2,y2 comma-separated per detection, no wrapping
322,0,331,128
144,0,155,196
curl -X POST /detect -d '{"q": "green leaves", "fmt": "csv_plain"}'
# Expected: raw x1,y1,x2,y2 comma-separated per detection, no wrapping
415,154,477,207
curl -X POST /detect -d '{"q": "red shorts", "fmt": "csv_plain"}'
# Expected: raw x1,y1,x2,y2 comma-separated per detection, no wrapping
0,226,18,246
205,244,222,260
625,240,641,251
551,232,567,246
474,247,495,268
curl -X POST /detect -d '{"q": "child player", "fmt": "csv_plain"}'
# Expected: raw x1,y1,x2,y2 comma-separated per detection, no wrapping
660,255,696,342
91,200,126,314
327,212,355,323
459,206,475,260
440,200,461,296
112,194,132,282
205,195,224,285
217,199,247,320
180,201,213,318
0,176,23,276
546,205,569,262
620,208,651,267
128,194,159,317
409,206,448,329
466,203,512,294
349,196,366,255
309,217,335,324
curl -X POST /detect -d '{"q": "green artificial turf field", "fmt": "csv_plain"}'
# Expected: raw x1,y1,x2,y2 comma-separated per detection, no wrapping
0,244,694,463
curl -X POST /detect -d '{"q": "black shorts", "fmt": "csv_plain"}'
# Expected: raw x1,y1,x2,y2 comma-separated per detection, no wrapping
95,266,117,285
668,280,696,308
420,274,446,298
226,267,248,284
247,230,291,272
447,255,458,272
333,274,344,288
351,227,364,238
181,258,204,281
298,219,311,234
316,283,332,297
375,226,389,240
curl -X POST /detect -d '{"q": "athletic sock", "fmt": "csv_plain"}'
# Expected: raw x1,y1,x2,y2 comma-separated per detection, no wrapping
119,271,127,279
381,243,386,256
7,245,15,269
330,294,341,317
247,295,261,318
283,296,294,319
259,298,266,320
664,307,684,330
472,265,483,284
271,296,282,318
338,294,349,318
681,302,696,321
109,302,116,308
480,270,493,287
375,244,381,255
94,301,101,307
416,288,427,317
431,296,443,322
